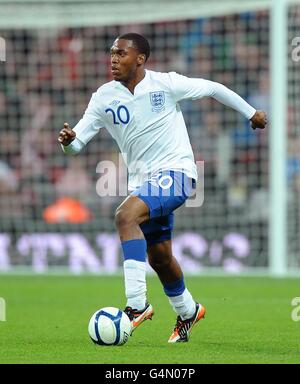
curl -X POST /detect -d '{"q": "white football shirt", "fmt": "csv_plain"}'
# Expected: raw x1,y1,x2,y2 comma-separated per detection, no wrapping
62,70,256,190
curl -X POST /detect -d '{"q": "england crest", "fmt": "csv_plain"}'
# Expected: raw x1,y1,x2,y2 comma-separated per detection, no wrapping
150,91,165,112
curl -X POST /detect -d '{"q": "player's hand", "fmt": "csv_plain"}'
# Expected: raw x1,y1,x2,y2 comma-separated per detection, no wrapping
58,123,76,146
250,110,267,130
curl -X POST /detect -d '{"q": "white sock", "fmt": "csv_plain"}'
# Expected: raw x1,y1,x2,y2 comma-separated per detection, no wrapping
123,259,147,310
168,288,196,320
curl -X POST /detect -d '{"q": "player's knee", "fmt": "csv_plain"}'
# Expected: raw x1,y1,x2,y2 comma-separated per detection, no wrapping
115,208,136,230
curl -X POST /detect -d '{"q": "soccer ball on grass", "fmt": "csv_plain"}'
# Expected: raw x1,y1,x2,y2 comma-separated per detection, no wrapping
88,307,131,346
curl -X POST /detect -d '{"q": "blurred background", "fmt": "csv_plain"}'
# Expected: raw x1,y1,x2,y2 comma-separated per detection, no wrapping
0,0,299,275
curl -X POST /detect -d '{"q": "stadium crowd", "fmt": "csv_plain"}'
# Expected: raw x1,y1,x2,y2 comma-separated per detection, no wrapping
0,10,298,266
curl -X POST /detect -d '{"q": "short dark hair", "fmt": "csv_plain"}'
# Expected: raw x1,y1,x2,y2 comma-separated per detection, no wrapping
117,33,150,62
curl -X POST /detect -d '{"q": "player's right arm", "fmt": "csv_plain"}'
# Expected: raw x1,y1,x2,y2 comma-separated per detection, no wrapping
58,91,105,154
58,123,76,144
58,122,85,154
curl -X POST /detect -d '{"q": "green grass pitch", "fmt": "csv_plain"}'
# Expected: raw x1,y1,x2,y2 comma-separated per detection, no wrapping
0,275,299,364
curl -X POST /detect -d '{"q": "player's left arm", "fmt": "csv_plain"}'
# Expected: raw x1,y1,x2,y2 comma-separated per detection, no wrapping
168,72,267,130
208,81,267,130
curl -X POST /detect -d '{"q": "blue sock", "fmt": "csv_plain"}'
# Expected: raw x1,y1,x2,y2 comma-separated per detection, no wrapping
164,277,196,319
121,239,147,262
163,277,185,297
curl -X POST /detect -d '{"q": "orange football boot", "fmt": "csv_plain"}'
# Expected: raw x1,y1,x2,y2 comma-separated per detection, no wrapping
168,303,206,343
124,303,154,333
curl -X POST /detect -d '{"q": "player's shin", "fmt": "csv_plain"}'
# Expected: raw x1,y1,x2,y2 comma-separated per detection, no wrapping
121,239,147,310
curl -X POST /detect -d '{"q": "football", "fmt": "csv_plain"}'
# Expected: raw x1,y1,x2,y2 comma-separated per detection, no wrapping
88,307,132,346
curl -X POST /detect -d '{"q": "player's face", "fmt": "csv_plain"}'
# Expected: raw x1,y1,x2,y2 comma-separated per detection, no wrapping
110,39,144,82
